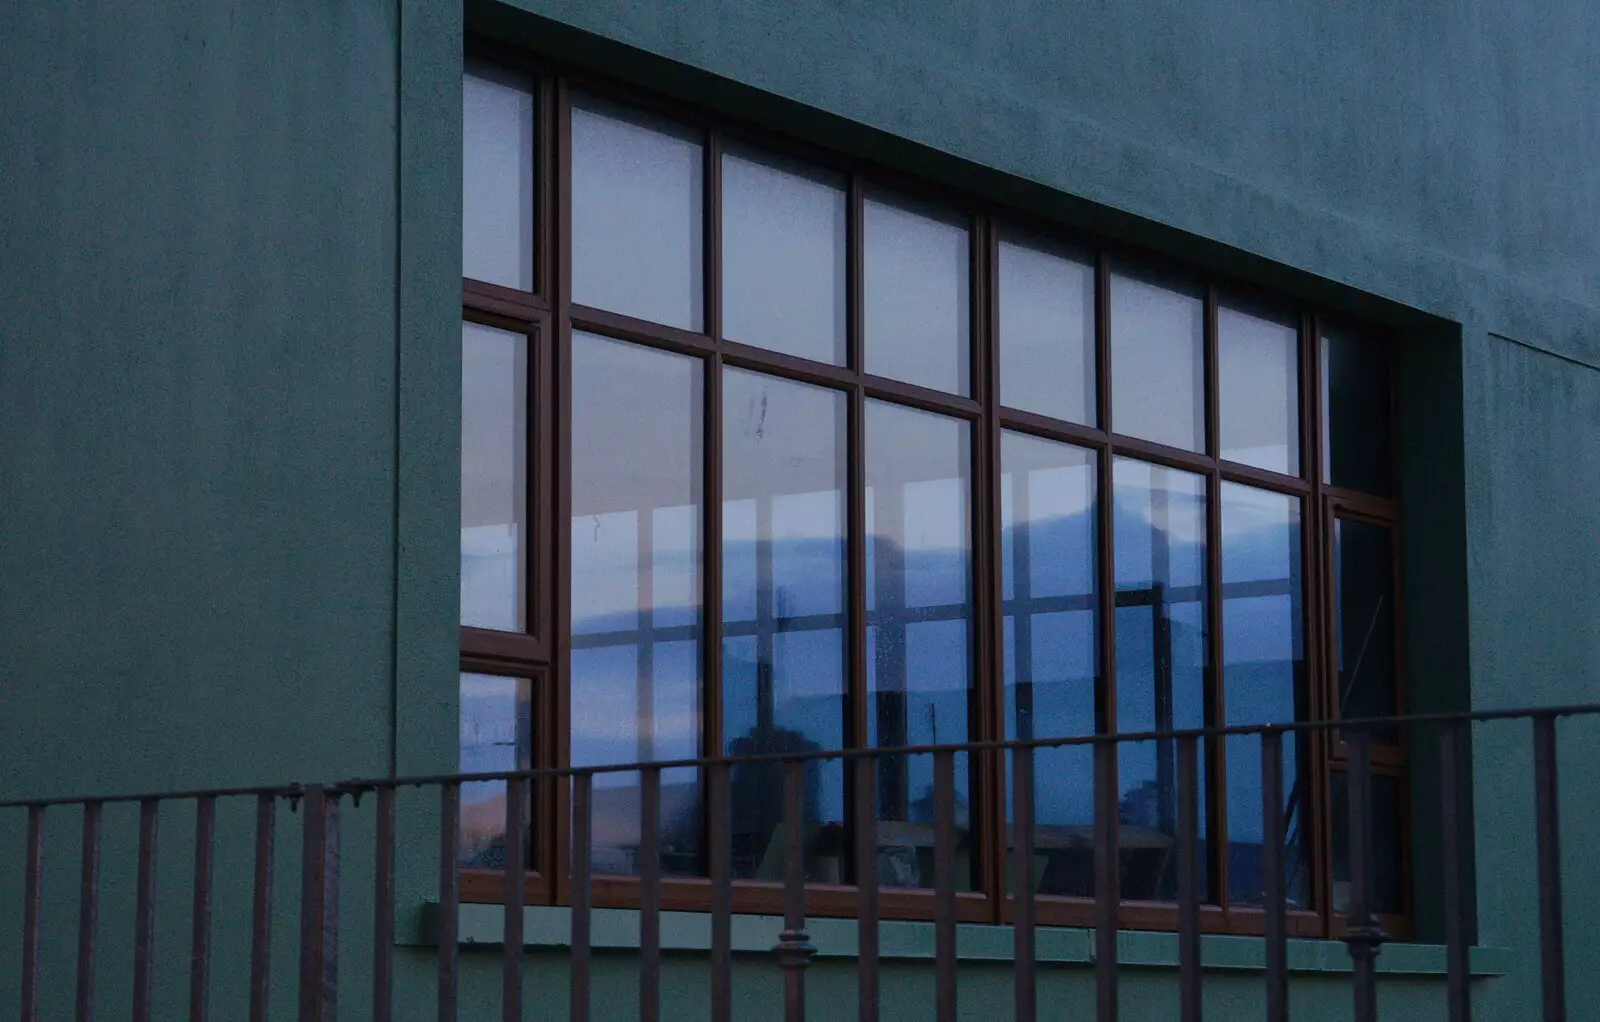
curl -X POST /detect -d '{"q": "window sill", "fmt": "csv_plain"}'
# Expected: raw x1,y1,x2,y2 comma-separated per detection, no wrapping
411,903,1510,978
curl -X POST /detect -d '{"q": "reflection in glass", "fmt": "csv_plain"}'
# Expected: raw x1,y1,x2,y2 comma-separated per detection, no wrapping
1219,301,1299,474
1114,458,1208,900
459,672,531,867
722,369,848,881
866,401,973,888
999,233,1096,425
1001,432,1098,896
461,322,527,630
864,193,970,395
1110,270,1204,451
1335,519,1397,726
1322,327,1392,495
571,97,703,330
463,64,535,290
1220,483,1310,906
1332,772,1405,914
721,148,847,365
570,332,702,875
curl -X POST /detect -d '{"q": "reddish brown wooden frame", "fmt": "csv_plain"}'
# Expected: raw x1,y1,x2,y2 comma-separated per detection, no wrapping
456,39,1410,939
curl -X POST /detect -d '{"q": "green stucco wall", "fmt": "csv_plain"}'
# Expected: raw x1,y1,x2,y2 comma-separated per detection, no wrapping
3,0,1598,1017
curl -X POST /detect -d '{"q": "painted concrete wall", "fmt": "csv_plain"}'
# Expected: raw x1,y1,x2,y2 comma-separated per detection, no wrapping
3,0,1599,1017
0,1,404,796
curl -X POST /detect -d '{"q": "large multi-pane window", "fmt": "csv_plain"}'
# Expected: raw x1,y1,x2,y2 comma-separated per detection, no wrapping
457,54,1406,935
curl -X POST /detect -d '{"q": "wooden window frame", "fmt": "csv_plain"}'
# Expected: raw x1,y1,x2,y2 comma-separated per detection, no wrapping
456,41,1410,940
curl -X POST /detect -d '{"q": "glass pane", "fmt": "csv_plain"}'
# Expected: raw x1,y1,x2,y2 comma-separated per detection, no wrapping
463,64,535,290
866,401,973,888
1114,458,1209,900
570,332,703,875
1334,519,1397,727
571,97,703,330
1110,270,1204,451
1219,301,1299,474
999,233,1096,425
1332,772,1405,915
721,147,846,364
1001,432,1098,897
1322,327,1392,496
459,672,531,868
1220,483,1310,907
864,193,970,395
721,369,848,882
461,322,527,630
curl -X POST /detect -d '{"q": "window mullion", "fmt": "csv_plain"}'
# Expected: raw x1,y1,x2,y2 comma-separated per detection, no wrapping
549,74,575,909
1204,287,1229,910
845,171,870,891
974,214,1006,921
1304,311,1335,935
701,125,724,878
1092,249,1121,940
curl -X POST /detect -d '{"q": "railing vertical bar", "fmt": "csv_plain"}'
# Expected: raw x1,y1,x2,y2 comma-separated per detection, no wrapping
638,768,661,1022
77,801,102,1022
1439,722,1470,1022
708,761,732,1022
323,792,342,1020
437,782,460,1022
1094,739,1118,1022
854,758,879,1022
1013,747,1036,1022
190,795,217,1022
933,750,958,1022
132,798,159,1022
19,804,44,1022
502,776,526,1022
777,758,816,1022
374,786,396,1022
249,794,275,1022
1176,735,1201,1022
297,786,340,1022
1533,716,1566,1022
1344,732,1380,1022
570,773,592,1022
1261,731,1288,1022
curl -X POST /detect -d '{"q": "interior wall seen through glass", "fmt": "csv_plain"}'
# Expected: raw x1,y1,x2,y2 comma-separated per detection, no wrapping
459,672,532,868
569,331,704,876
998,233,1096,426
1110,270,1205,452
1218,301,1299,475
866,399,974,889
1332,771,1405,915
1335,518,1398,727
863,192,971,396
463,63,535,291
721,147,847,365
1220,482,1310,907
721,368,849,882
570,96,704,330
1001,431,1098,897
461,321,527,631
1322,327,1393,496
1113,458,1209,901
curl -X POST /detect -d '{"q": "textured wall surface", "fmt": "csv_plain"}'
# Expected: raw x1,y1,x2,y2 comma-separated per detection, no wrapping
0,1,402,796
3,0,1597,1016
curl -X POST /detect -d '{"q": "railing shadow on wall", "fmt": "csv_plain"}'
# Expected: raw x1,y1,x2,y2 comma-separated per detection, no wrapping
3,705,1586,1022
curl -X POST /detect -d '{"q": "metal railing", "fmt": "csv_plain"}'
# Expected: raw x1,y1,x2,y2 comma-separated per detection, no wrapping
3,705,1588,1021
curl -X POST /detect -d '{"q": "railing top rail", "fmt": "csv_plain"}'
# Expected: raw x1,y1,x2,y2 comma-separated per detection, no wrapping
3,701,1596,809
